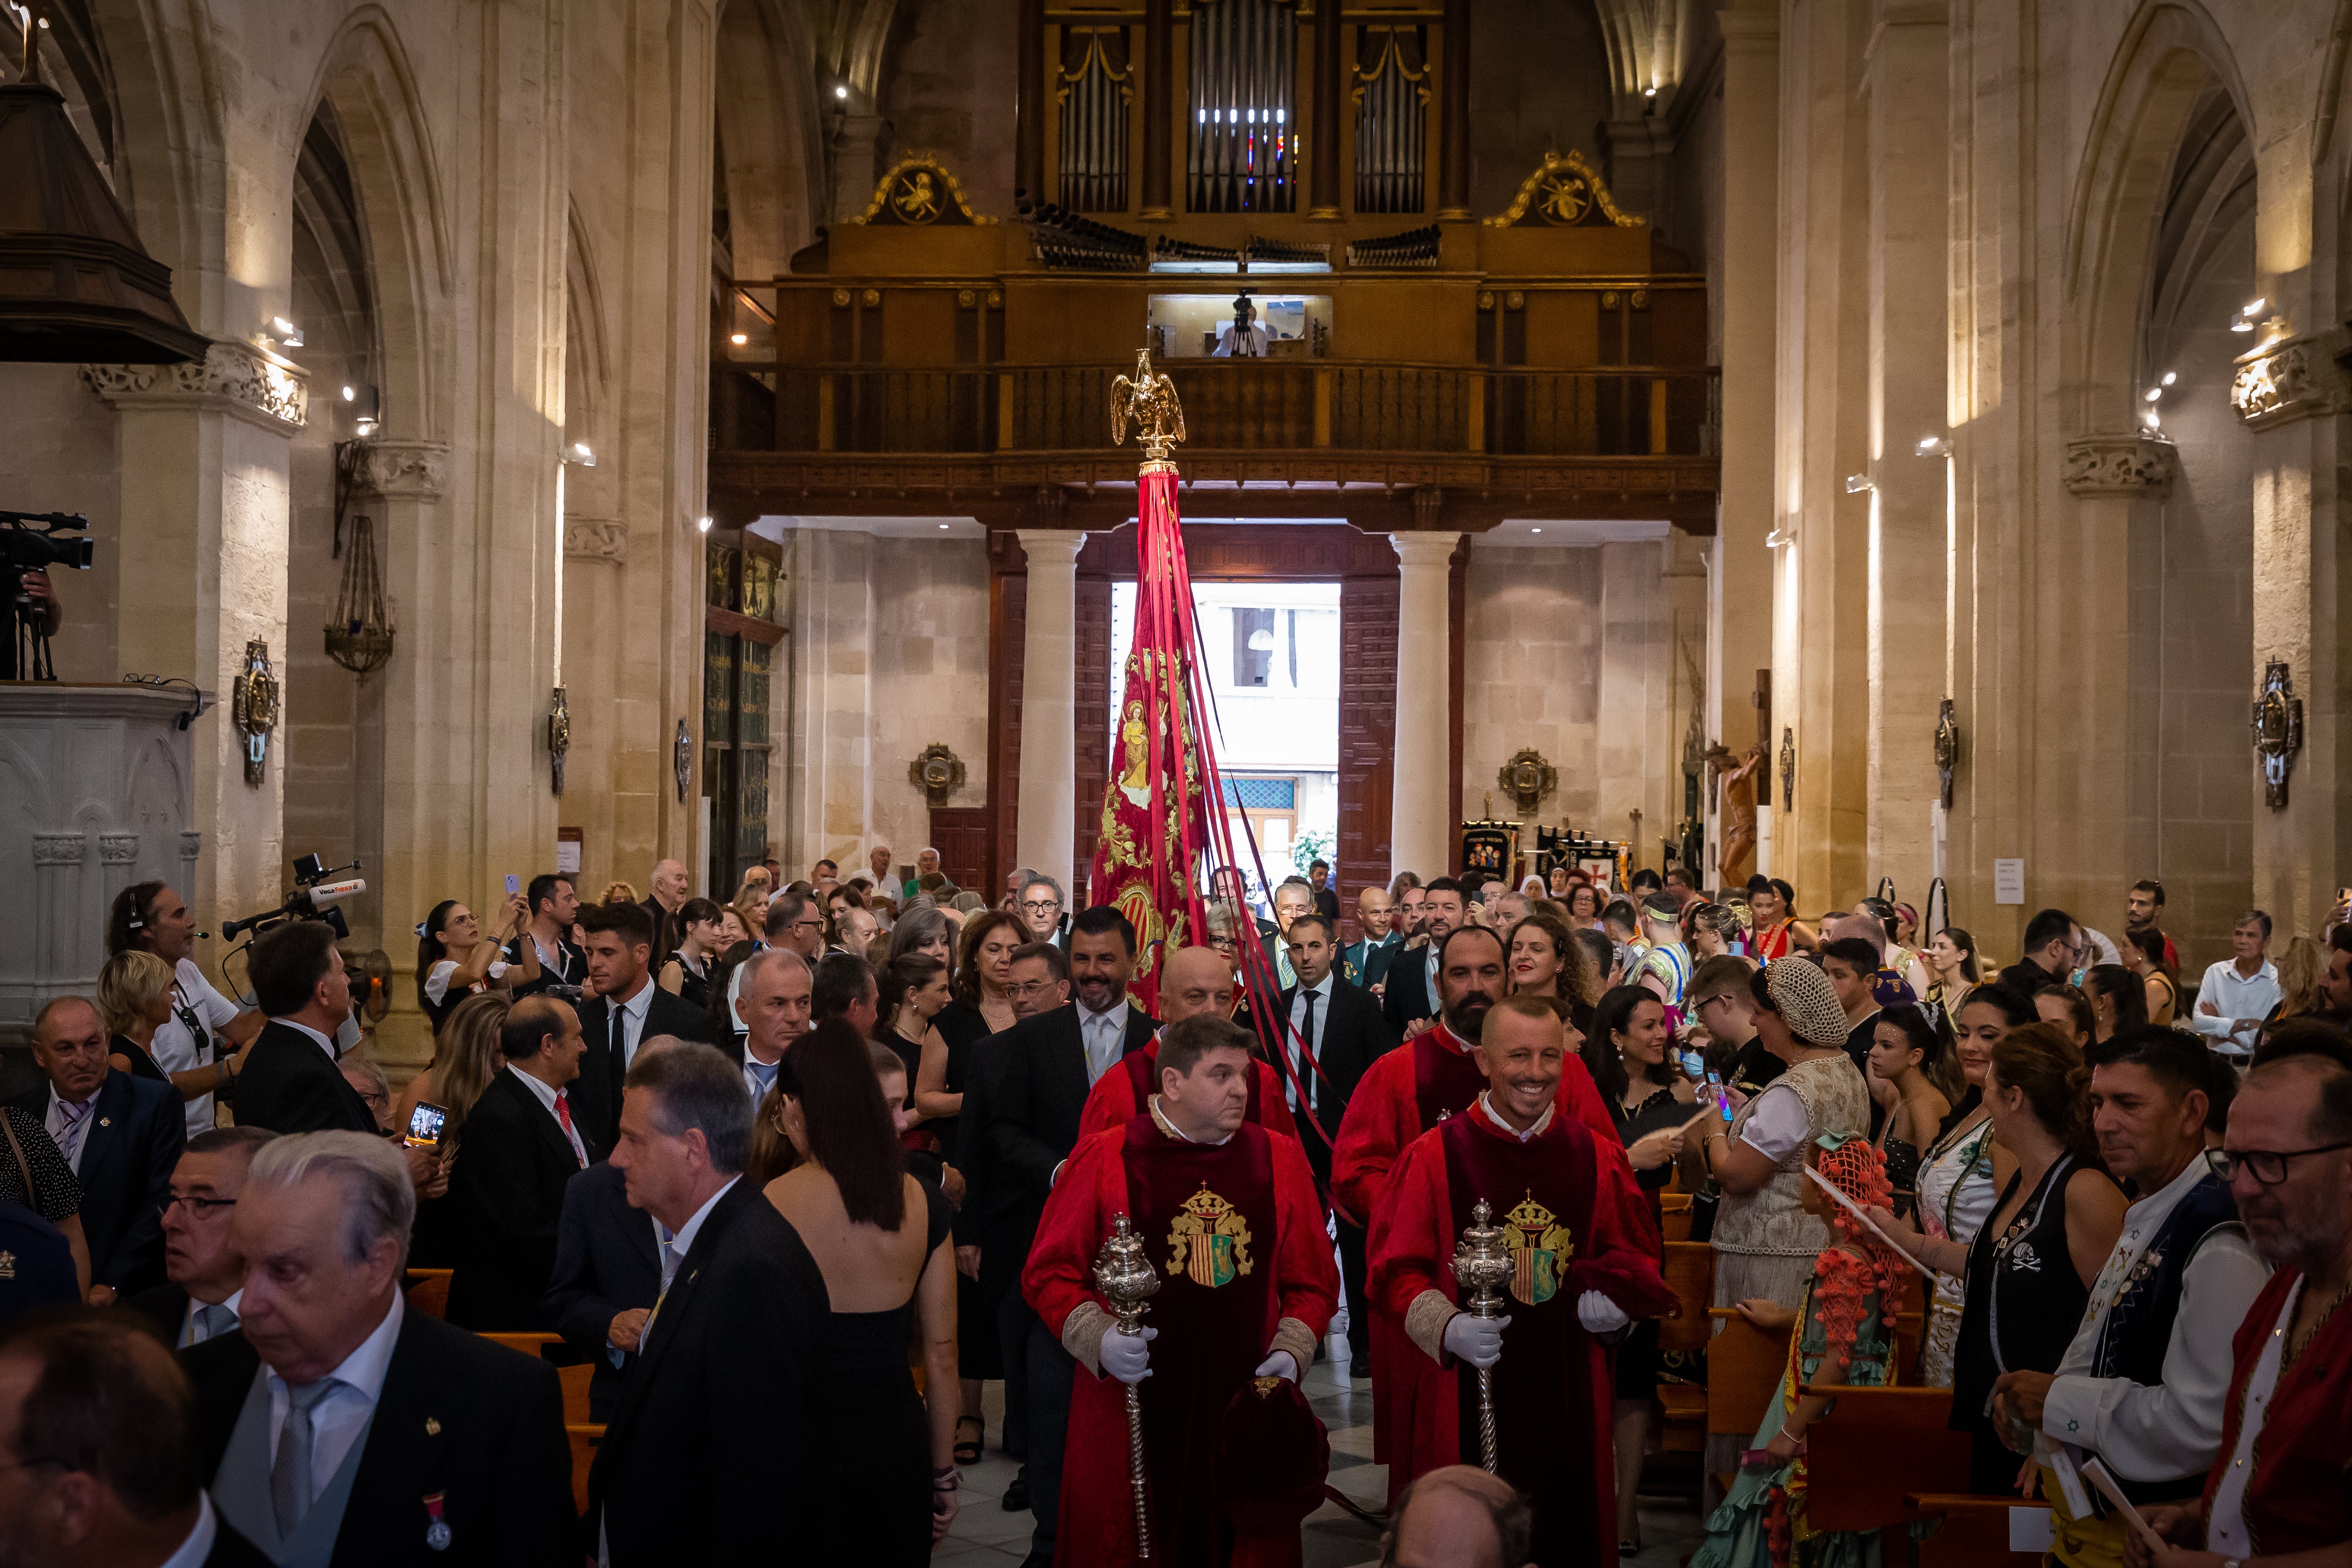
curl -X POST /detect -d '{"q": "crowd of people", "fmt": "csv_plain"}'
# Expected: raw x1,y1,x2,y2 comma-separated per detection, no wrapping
2,853,2350,1568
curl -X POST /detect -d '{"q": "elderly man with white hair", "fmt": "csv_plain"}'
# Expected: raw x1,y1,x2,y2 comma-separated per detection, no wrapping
182,1131,575,1567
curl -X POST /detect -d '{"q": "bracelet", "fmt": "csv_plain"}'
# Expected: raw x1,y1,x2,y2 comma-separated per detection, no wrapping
1779,1421,1803,1445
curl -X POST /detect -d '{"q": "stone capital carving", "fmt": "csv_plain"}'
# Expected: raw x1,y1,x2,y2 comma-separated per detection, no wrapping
80,341,309,432
32,833,85,866
99,834,139,864
351,440,451,501
2062,434,2175,498
564,517,629,563
2231,329,2352,429
179,830,203,862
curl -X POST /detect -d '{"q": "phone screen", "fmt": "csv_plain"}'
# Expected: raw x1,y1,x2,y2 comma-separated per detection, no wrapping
404,1101,450,1148
1705,1070,1733,1123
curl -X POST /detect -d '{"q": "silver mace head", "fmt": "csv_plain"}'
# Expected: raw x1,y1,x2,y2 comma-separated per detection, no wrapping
1094,1212,1162,1332
1451,1198,1513,1321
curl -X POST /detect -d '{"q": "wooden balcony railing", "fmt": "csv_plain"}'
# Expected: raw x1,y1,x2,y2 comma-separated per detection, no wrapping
712,360,1717,460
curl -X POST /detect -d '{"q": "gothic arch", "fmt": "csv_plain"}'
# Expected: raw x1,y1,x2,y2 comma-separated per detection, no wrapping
299,5,452,437
2063,1,2256,433
82,0,222,328
565,202,613,450
716,0,828,278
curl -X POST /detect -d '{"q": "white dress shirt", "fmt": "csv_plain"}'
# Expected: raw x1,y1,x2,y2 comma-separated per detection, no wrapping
2039,1155,2272,1481
42,1084,98,1176
1078,998,1128,1086
273,1017,340,1064
2204,1276,2299,1557
153,958,241,1138
2189,958,2281,1054
609,976,656,1070
656,1176,740,1294
156,1491,220,1568
182,1287,244,1348
1476,1091,1555,1143
504,1064,589,1167
740,1049,784,1106
267,1293,403,1507
1149,1094,1235,1146
1284,974,1334,1112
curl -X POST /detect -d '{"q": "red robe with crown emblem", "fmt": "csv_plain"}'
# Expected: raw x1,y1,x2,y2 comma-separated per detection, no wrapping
1025,1109,1338,1568
1370,1100,1676,1565
1078,1039,1300,1142
1326,1022,1636,1465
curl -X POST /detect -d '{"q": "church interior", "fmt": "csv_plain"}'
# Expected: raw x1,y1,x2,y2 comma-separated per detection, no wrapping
5,0,2352,1563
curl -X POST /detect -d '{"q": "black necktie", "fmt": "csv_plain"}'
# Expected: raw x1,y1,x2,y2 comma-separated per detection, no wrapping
1296,990,1319,1116
609,1005,629,1092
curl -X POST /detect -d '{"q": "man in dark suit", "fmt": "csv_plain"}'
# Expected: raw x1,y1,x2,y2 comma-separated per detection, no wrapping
229,922,378,1140
0,1311,275,1567
184,1131,575,1566
541,1158,659,1423
1341,883,1403,993
12,997,184,1298
986,905,1158,1565
125,1127,277,1349
1383,875,1468,1034
588,1041,826,1565
444,997,590,1331
1264,912,1397,1379
637,858,691,969
569,901,713,1153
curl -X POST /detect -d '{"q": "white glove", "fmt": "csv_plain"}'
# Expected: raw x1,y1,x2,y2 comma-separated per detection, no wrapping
1100,1325,1156,1384
1577,1290,1630,1335
1253,1350,1300,1383
1441,1311,1510,1370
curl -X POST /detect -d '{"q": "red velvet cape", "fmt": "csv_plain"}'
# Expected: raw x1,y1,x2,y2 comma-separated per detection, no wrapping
1326,1023,1632,1466
1367,1099,1675,1551
2200,1265,2352,1554
1023,1113,1338,1568
1078,1041,1301,1143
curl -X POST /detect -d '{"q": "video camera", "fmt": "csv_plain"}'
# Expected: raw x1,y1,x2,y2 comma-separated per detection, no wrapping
2,509,93,681
222,853,369,941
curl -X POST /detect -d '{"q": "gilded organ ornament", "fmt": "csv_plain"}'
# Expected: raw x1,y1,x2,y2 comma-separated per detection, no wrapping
1486,149,1645,230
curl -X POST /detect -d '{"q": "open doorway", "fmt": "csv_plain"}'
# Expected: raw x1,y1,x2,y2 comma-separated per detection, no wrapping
1108,580,1340,911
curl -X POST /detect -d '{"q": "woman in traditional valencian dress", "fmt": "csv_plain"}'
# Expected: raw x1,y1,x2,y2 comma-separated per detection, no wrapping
1911,985,2025,1384
1691,1133,1911,1568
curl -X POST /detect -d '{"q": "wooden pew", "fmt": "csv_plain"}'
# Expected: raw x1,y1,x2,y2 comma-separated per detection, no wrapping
1905,1494,2051,1568
558,1362,594,1427
404,1268,453,1320
1659,1241,1714,1354
481,1330,564,1359
1798,1385,1972,1532
1705,1307,1787,1441
566,1425,603,1513
1659,1192,1694,1244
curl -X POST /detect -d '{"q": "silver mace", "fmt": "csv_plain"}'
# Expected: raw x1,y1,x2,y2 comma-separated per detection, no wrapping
1094,1212,1163,1558
1450,1198,1513,1474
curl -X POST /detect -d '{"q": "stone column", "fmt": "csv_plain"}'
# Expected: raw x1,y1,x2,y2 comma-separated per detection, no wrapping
1390,533,1459,879
1714,3,1778,788
1017,530,1087,892
82,343,307,941
1862,0,1949,906
828,113,894,221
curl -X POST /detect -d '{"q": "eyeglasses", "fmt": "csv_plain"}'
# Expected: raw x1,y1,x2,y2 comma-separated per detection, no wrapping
1020,899,1061,913
1691,993,1736,1014
158,1193,237,1218
2207,1141,2352,1186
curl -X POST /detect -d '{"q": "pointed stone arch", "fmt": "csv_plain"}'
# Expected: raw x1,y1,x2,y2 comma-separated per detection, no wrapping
716,0,828,279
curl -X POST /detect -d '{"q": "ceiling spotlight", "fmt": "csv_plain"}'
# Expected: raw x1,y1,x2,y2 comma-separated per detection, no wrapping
2144,387,2162,402
354,417,377,437
1529,526,1542,534
2231,317,2254,333
1644,86,1658,98
1915,436,1952,457
269,316,303,348
567,441,595,467
341,385,355,401
2243,297,2266,318
729,332,748,346
2144,410,2162,430
835,84,849,100
938,522,950,530
697,515,712,533
1844,474,1874,493
2161,371,2178,386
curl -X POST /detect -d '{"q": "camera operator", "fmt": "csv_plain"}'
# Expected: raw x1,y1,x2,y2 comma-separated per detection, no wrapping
232,923,438,1194
17,566,57,635
104,883,262,1138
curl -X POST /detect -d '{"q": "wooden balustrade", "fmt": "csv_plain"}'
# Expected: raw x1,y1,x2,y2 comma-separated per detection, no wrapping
712,360,1717,460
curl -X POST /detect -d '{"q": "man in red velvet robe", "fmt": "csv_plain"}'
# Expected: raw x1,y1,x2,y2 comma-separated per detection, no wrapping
1079,945,1299,1142
1024,1012,1337,1568
1327,924,1630,1474
1370,993,1674,1568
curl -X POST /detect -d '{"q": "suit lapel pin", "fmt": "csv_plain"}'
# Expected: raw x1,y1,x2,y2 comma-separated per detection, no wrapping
422,1492,451,1551
98,1117,111,1128
424,1416,441,1437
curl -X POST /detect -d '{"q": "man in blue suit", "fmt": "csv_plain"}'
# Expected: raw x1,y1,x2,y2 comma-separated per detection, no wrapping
8,997,182,1299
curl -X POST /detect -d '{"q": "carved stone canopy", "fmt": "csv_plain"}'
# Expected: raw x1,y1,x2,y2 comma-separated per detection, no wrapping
81,341,308,433
2230,328,2352,430
2061,434,2174,498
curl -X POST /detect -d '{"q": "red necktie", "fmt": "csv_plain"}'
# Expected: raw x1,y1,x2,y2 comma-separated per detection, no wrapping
554,1091,585,1167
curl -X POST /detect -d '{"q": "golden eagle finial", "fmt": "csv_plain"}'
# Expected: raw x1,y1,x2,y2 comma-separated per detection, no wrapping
1110,347,1186,461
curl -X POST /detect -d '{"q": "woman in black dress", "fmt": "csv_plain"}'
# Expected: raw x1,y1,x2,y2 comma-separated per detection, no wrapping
764,1020,959,1560
1867,1005,1952,1220
1583,984,1697,1554
1871,1022,2125,1491
655,897,726,1012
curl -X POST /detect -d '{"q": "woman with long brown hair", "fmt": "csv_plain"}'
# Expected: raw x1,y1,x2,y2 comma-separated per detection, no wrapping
393,991,504,1265
1871,1022,2124,1490
763,1020,959,1557
1506,909,1596,1033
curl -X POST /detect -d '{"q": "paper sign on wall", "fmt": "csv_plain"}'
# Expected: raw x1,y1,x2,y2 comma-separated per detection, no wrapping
556,829,583,875
1993,858,2025,905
